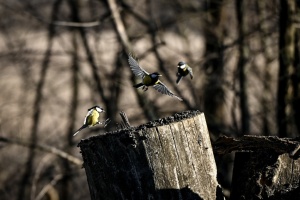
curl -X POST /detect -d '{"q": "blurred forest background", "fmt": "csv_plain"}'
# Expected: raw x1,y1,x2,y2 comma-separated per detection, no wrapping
0,0,300,199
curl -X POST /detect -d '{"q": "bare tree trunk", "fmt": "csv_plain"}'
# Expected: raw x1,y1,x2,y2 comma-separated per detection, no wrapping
236,0,250,135
257,0,275,136
277,0,296,137
202,0,226,132
292,5,300,135
60,5,81,196
18,1,62,199
78,111,222,200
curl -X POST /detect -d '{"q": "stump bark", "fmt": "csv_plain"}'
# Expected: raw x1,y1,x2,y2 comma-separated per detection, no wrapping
78,111,222,200
230,151,300,200
214,135,300,199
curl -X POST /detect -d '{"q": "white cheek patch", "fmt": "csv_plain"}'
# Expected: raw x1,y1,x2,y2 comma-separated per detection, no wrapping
180,64,186,69
96,107,103,112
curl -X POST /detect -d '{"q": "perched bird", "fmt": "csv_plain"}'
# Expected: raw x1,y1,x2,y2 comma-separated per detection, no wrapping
176,61,193,84
128,54,183,101
73,106,110,136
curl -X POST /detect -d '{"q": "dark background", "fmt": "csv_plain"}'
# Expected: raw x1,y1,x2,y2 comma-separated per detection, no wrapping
0,0,299,199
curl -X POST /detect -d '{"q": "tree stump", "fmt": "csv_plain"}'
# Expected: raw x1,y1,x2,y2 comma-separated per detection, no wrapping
230,151,300,200
78,110,222,200
214,135,300,199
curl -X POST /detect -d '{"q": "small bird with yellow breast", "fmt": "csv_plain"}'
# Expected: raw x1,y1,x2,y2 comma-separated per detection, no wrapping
128,54,183,101
73,106,110,136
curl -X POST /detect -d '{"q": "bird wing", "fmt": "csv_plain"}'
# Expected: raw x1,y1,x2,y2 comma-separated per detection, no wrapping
176,72,183,84
83,109,94,125
128,54,149,78
187,66,193,79
153,81,183,101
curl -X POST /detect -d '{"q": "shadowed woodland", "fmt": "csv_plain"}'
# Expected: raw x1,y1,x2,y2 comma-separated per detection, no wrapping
0,0,300,199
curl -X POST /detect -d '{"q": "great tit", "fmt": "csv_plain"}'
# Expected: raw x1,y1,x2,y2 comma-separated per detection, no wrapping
176,61,193,84
128,54,183,101
73,106,110,136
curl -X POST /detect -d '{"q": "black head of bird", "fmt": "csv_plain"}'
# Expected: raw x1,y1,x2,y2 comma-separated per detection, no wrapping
88,105,105,113
178,61,186,68
150,72,162,78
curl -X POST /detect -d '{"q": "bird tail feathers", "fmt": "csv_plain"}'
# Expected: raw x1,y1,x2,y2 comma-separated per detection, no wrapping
73,124,87,136
133,83,144,88
176,75,183,84
190,73,194,79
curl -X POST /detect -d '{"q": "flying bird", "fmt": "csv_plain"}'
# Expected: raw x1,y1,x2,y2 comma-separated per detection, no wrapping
128,54,183,101
176,61,193,84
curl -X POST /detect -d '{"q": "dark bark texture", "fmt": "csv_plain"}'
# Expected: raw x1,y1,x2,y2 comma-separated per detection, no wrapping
230,152,300,200
78,111,221,200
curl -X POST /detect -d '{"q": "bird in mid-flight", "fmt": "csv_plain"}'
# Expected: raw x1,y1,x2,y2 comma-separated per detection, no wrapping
128,54,183,101
176,61,193,84
73,106,110,136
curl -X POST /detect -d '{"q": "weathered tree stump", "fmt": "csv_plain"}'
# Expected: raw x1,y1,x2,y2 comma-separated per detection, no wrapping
78,111,222,200
213,135,300,200
230,152,300,200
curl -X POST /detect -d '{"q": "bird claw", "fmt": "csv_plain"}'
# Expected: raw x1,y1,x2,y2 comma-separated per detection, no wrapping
104,118,111,127
96,118,110,128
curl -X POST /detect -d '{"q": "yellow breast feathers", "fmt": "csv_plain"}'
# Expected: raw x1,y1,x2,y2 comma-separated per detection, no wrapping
143,75,153,85
87,110,100,127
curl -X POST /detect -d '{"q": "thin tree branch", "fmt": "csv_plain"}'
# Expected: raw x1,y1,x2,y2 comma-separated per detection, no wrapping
105,0,159,120
31,155,53,200
52,20,100,27
107,0,131,50
0,136,82,166
35,174,63,200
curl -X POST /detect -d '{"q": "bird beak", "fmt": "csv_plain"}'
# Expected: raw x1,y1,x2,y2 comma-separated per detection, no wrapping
158,74,162,77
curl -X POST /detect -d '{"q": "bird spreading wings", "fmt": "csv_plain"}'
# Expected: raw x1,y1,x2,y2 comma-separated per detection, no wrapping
187,66,193,79
153,81,183,101
128,54,149,78
176,61,194,84
128,54,183,101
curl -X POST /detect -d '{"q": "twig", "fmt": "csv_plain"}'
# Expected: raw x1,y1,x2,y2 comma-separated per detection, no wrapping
52,20,100,27
31,155,53,200
290,144,300,158
34,174,63,200
0,136,82,165
119,111,131,128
